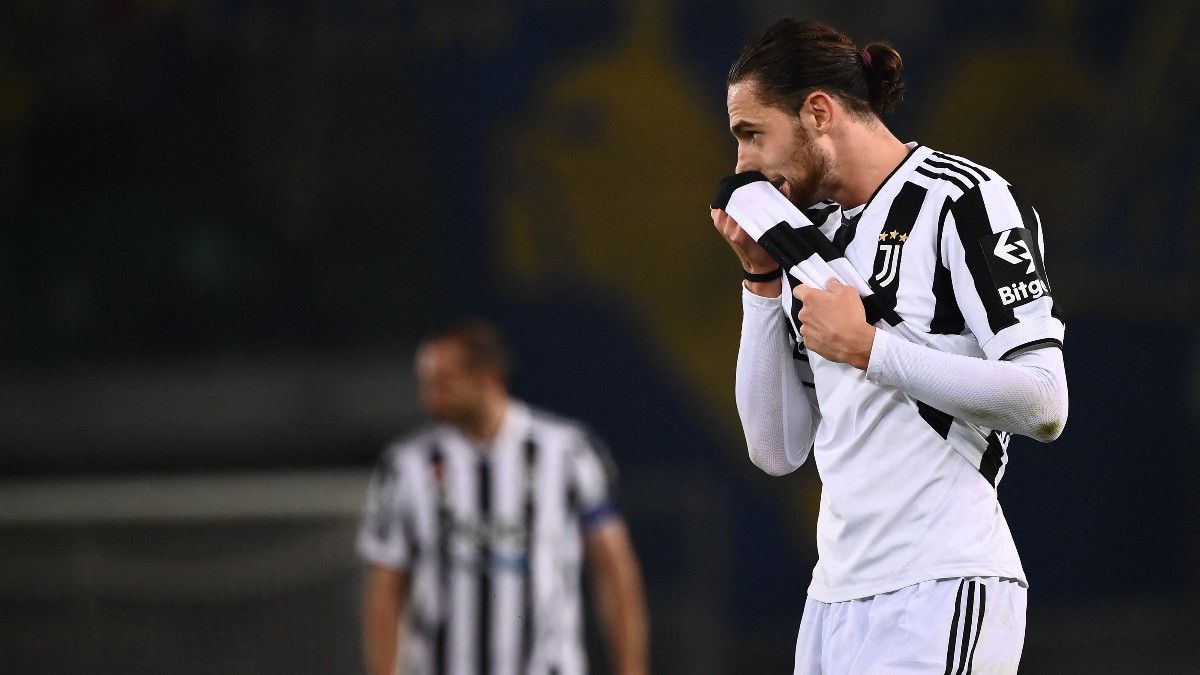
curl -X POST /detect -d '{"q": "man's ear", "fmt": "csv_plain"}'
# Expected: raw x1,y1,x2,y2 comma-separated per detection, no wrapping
803,91,836,135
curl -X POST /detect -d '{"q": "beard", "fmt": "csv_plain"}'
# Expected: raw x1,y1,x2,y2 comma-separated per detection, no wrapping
782,123,835,207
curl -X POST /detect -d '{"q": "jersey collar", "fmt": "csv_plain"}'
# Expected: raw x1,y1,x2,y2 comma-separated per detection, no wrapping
451,399,532,456
848,141,926,221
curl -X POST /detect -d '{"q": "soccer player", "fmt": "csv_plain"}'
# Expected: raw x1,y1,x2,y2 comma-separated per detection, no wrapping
710,20,1069,674
357,320,649,675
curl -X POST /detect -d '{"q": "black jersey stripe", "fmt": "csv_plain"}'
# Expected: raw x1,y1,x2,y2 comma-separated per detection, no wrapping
965,583,987,674
868,182,929,313
924,158,981,189
794,222,848,263
429,445,448,675
566,480,580,518
931,198,966,335
926,261,964,333
916,165,971,194
929,261,965,334
955,581,977,675
933,151,990,183
756,222,830,271
477,459,492,675
979,432,1005,487
803,202,840,225
916,401,953,439
853,181,914,328
832,213,859,253
520,437,538,673
403,512,421,565
949,186,1020,335
943,579,967,675
862,297,905,328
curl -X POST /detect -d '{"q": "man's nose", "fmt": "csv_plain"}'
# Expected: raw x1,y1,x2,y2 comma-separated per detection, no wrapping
735,150,757,174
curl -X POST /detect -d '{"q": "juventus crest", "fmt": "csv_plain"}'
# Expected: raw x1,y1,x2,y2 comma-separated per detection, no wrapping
873,229,909,288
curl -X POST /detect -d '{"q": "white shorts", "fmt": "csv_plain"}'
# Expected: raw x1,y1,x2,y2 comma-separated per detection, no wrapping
794,577,1026,675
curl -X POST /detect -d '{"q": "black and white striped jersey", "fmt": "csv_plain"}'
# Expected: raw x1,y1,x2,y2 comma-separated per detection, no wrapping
739,143,1064,602
358,401,618,675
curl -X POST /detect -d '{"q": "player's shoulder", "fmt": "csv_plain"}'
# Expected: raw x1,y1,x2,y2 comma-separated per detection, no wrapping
915,146,1011,201
526,404,589,439
524,404,618,487
377,425,443,467
526,405,610,453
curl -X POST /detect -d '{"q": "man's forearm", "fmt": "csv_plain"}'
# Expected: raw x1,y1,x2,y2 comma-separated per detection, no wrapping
363,567,407,675
866,330,1068,441
589,524,650,675
737,285,819,474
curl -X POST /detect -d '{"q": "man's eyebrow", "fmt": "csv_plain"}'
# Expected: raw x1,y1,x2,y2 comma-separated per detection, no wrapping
730,120,757,136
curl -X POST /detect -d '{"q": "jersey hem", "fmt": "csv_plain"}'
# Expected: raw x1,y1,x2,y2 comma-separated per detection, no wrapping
356,540,410,571
806,564,1028,603
580,500,620,532
981,316,1064,361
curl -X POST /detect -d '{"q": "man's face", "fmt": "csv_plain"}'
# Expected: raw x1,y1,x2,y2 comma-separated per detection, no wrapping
727,80,834,207
415,339,491,426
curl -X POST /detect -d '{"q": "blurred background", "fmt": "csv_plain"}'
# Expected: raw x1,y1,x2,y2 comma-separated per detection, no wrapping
1,0,1197,673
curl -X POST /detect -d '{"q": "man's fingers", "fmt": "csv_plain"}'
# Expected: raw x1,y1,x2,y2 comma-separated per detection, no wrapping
710,209,739,236
711,209,753,244
827,278,854,294
793,283,819,303
711,208,737,226
827,278,858,297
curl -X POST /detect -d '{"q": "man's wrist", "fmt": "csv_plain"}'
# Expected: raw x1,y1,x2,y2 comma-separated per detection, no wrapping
851,324,877,370
743,266,782,282
862,325,893,377
743,278,783,299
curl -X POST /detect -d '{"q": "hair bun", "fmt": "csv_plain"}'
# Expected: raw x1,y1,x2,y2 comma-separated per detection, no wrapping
861,42,904,114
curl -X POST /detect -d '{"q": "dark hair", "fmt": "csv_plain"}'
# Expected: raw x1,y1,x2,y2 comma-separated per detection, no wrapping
429,319,514,378
728,19,904,118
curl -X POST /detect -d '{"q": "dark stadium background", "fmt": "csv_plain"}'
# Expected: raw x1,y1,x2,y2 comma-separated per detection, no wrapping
1,1,1196,673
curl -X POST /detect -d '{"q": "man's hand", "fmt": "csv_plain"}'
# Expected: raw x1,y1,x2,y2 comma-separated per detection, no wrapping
794,279,877,370
711,208,781,297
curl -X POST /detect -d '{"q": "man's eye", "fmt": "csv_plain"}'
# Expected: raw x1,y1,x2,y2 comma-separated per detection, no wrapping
751,131,763,140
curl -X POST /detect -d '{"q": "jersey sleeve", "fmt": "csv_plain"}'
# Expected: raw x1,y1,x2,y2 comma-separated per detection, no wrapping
356,449,411,569
570,429,619,532
736,284,819,475
941,179,1064,360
